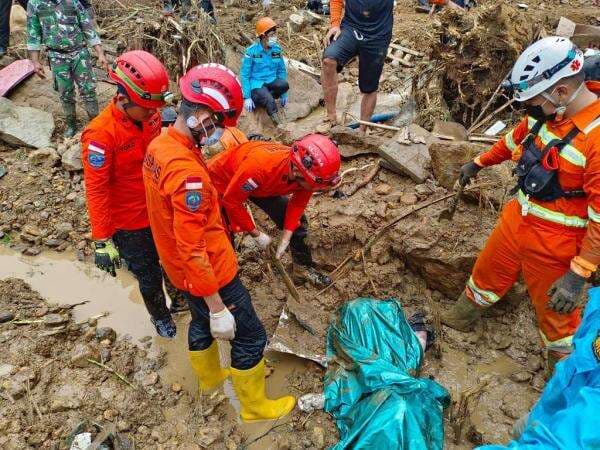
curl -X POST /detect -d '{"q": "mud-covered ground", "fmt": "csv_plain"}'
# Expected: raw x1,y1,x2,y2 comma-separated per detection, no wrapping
1,0,597,448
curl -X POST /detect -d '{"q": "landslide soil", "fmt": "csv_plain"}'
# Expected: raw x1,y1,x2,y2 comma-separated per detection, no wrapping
1,0,595,448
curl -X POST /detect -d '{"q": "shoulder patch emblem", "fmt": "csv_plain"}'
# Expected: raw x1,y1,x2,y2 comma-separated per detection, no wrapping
185,176,203,212
593,332,600,362
88,141,106,169
272,51,282,58
185,176,203,190
241,178,258,192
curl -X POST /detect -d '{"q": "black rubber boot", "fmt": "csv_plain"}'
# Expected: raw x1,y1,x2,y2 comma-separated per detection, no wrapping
63,102,78,138
84,99,99,120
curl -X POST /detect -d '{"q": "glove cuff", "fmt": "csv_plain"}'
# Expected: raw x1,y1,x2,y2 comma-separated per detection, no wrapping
210,307,230,318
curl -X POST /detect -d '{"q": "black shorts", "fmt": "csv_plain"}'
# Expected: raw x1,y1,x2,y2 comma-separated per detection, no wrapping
322,27,390,94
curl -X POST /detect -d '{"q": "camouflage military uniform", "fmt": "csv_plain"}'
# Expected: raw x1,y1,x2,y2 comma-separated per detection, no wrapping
26,0,100,106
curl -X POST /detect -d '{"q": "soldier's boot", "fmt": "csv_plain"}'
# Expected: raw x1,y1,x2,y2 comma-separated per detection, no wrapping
84,99,99,121
62,102,78,139
440,290,482,332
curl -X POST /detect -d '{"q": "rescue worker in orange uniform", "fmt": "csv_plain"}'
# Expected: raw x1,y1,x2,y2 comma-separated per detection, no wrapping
81,50,181,338
208,135,341,286
441,37,600,370
142,63,295,422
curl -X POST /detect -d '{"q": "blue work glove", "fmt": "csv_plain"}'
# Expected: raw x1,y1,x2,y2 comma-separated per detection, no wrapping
547,270,586,314
94,240,121,277
244,98,255,112
280,96,288,108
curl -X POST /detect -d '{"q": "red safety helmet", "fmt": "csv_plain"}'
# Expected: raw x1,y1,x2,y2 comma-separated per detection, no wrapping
179,63,244,127
109,50,171,109
291,134,341,189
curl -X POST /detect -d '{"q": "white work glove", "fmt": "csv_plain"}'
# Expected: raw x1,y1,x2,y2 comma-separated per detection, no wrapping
209,307,236,340
275,230,293,259
253,231,272,250
244,98,255,112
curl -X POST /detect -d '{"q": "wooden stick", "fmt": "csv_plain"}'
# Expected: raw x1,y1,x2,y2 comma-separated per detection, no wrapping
343,163,380,197
468,136,499,144
87,359,135,388
468,98,515,134
388,43,424,57
469,68,512,133
344,115,403,132
387,54,414,67
267,246,302,302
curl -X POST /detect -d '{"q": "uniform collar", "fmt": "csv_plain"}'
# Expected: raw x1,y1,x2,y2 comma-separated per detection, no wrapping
167,125,196,149
568,81,600,133
109,98,137,129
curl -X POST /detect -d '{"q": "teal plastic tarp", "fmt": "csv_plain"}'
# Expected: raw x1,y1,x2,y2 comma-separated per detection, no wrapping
478,286,600,450
323,298,450,450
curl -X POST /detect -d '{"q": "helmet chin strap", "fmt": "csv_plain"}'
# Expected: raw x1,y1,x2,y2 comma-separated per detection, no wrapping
540,82,584,121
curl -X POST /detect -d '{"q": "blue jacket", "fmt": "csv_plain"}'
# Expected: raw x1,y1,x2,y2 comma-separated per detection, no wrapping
239,41,287,100
477,286,600,450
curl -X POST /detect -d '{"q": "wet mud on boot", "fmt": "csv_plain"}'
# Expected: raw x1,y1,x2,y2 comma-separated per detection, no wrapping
151,314,177,338
84,99,99,120
293,265,332,287
440,290,482,332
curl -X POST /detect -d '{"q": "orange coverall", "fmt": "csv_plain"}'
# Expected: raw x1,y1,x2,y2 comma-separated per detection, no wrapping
142,126,238,297
467,81,600,353
207,141,313,234
81,99,162,239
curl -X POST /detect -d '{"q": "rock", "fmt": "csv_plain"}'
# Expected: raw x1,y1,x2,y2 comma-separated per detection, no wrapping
50,394,81,412
415,183,434,197
0,97,54,148
28,147,60,167
197,427,220,448
70,343,99,368
429,140,514,206
375,183,392,195
44,238,61,247
103,409,117,421
272,288,287,301
142,371,159,386
288,12,306,32
327,126,385,158
22,246,41,256
379,126,432,183
432,120,468,141
22,224,42,236
151,427,171,443
44,313,68,325
171,382,182,393
510,371,533,383
117,420,131,432
55,221,73,239
95,327,117,342
59,139,83,171
527,354,543,372
0,379,26,399
65,192,77,201
400,193,418,205
0,311,14,323
312,427,325,448
137,425,150,435
0,363,15,378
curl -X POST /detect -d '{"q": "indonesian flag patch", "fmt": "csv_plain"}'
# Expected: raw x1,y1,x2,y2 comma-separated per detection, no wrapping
87,141,107,169
184,176,203,212
241,177,258,193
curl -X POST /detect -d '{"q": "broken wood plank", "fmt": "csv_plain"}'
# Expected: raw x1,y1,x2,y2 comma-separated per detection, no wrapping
388,43,424,57
387,53,414,67
286,58,321,77
468,135,499,144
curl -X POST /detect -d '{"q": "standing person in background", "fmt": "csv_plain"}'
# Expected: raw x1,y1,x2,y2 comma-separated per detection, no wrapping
240,17,289,125
162,0,215,21
26,0,109,137
319,0,394,134
81,50,180,338
0,0,27,57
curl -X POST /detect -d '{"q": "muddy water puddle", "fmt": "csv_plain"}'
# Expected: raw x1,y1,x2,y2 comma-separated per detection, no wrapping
0,246,309,448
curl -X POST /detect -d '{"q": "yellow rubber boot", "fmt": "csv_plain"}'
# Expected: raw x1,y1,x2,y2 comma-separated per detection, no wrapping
189,341,229,391
230,358,296,422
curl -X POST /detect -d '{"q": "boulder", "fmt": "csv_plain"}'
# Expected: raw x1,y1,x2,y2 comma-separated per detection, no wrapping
379,126,432,183
28,147,60,167
328,125,386,158
0,97,54,148
57,133,82,171
429,140,514,206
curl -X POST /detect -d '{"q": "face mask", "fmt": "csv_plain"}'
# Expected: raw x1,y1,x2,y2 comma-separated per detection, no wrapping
524,104,551,122
268,36,278,45
200,127,224,147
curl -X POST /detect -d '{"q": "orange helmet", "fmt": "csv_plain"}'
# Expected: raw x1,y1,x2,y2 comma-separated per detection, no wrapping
256,17,277,37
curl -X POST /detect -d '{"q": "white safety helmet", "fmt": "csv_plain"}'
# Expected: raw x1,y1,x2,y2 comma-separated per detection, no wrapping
505,36,584,102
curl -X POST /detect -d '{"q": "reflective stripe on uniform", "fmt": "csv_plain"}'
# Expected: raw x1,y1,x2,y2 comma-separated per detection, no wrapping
588,205,600,223
539,329,574,352
583,117,600,135
467,276,500,306
504,128,517,151
526,117,586,167
517,190,588,228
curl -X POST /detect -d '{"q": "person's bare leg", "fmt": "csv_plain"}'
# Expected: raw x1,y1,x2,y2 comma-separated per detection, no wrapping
359,91,377,134
321,58,339,123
